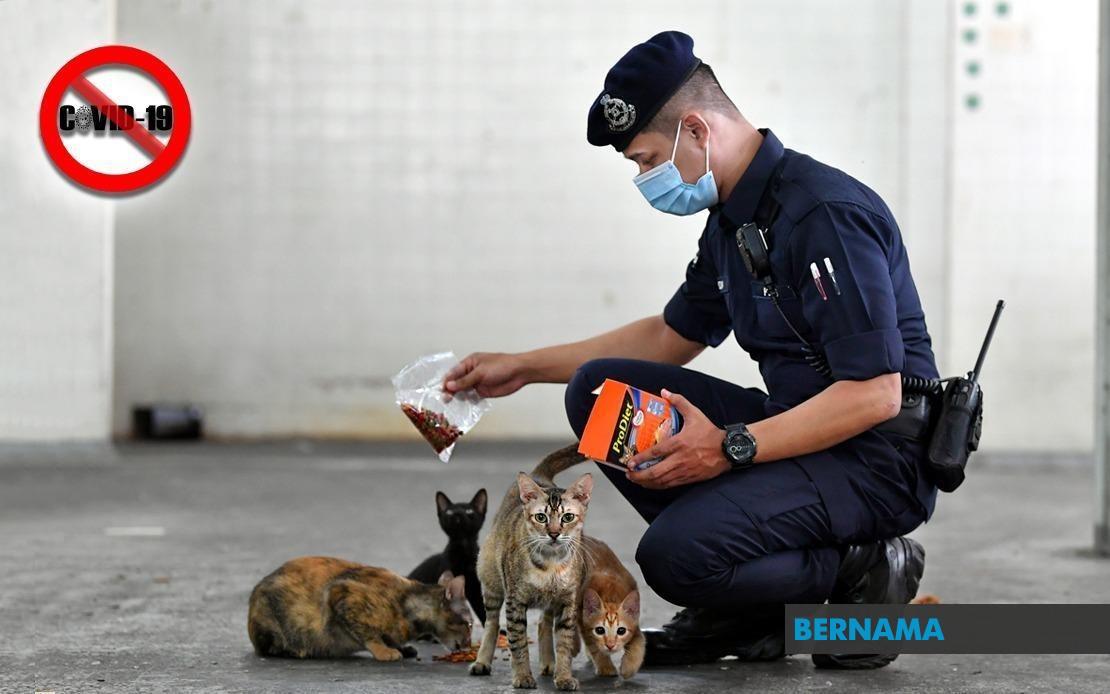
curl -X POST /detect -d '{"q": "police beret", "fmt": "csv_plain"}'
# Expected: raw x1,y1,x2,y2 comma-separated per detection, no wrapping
587,31,702,151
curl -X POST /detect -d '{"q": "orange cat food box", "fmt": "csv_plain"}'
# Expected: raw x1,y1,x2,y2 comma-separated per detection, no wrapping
577,379,683,472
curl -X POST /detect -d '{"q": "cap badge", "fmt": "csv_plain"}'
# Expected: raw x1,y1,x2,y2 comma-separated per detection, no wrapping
599,93,636,133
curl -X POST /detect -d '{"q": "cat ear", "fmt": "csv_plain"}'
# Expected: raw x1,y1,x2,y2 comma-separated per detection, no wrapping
567,472,593,505
435,491,451,514
446,574,466,601
620,589,640,619
517,473,542,504
471,488,488,515
436,570,454,587
582,589,602,618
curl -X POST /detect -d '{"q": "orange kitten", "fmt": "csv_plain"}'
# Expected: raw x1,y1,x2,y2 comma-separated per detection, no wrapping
578,535,644,679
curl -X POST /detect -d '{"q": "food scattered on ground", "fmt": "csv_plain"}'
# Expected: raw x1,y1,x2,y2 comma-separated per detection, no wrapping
400,404,462,454
911,594,941,604
493,633,533,649
433,631,529,662
433,643,480,662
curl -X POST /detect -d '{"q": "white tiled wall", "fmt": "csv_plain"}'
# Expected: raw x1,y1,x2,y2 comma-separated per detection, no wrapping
111,0,938,439
947,0,1098,450
0,0,115,440
0,1,1095,450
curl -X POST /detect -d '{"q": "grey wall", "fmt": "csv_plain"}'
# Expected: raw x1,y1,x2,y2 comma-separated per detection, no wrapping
0,0,115,440
0,1,1097,451
110,0,964,440
946,1,1099,451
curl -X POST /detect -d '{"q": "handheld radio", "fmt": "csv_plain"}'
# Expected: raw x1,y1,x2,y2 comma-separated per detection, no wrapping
925,299,1005,492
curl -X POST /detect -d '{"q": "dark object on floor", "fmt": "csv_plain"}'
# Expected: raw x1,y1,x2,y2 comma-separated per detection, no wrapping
409,489,488,624
812,536,926,670
642,604,786,666
132,404,204,440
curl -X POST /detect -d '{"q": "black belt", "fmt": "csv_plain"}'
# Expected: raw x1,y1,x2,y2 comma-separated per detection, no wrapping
873,392,933,442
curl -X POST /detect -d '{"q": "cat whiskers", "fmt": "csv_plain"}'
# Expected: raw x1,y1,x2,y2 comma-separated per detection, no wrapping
524,534,558,559
566,534,594,568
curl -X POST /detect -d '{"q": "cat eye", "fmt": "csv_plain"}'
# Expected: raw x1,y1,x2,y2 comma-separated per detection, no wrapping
533,513,548,524
561,513,575,523
594,626,605,635
617,627,627,635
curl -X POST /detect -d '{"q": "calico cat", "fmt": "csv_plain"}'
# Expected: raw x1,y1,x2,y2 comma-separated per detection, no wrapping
577,535,644,679
469,444,592,690
408,488,488,624
247,557,471,660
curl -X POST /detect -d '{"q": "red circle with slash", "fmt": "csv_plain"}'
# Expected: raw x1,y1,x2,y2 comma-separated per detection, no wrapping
39,45,191,194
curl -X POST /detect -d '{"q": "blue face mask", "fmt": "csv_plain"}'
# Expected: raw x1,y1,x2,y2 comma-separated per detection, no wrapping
633,121,718,216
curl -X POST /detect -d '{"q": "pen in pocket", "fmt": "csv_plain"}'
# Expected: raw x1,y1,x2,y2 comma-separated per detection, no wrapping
823,257,842,296
809,262,828,301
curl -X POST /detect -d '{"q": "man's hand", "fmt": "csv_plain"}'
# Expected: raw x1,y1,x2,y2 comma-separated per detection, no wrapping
443,352,530,398
626,389,730,490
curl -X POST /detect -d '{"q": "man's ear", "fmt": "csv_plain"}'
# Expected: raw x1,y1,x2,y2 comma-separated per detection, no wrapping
517,473,543,504
471,488,488,516
435,491,451,515
681,112,710,146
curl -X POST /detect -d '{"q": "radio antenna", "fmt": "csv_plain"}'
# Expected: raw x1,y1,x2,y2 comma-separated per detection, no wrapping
971,299,1005,382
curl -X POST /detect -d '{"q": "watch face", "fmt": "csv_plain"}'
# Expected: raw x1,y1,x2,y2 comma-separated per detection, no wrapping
725,429,755,463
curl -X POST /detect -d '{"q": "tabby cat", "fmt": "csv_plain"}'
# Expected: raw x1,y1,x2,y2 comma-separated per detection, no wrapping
408,488,488,624
577,534,644,679
469,444,592,690
248,557,471,660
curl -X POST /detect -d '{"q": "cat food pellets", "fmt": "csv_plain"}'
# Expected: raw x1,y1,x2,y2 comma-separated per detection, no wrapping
400,404,463,454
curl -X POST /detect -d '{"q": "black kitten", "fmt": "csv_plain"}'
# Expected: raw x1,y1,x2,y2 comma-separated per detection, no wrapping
409,489,488,624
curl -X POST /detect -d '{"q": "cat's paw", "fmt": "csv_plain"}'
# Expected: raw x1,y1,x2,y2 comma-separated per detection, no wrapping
594,661,618,678
619,643,645,679
373,647,403,662
469,661,492,676
554,675,580,691
511,672,537,688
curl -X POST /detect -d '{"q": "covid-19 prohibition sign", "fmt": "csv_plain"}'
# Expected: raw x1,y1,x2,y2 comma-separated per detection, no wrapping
39,45,191,194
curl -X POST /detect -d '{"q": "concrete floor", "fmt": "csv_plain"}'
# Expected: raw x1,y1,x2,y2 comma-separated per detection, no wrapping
2,440,1109,693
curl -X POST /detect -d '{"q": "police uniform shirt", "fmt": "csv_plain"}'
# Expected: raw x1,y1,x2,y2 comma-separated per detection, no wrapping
663,129,941,532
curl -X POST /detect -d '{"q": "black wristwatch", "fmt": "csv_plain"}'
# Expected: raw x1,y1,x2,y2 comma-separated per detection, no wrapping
722,423,758,471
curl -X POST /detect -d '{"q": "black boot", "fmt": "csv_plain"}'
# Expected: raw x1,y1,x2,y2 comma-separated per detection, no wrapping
643,604,785,666
811,536,925,670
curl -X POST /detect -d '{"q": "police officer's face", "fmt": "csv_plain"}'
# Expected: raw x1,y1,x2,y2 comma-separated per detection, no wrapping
624,116,710,182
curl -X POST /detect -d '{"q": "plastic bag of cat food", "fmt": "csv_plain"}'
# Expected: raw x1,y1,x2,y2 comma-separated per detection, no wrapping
393,352,491,462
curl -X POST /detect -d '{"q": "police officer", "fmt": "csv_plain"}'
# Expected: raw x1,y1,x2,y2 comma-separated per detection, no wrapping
444,31,938,670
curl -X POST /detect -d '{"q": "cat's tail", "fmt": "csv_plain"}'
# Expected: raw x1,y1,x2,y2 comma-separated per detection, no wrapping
531,443,587,484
